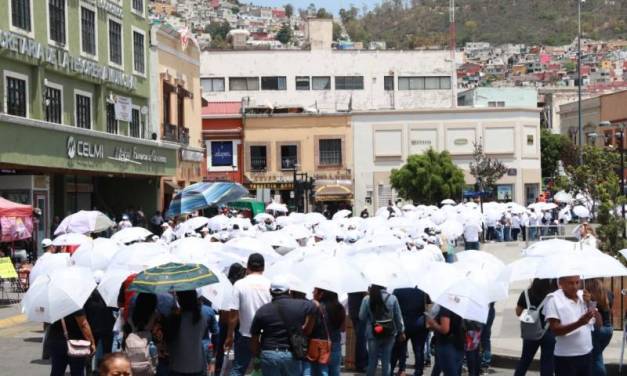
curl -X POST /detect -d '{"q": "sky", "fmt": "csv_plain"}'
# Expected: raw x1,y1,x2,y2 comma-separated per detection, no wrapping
246,0,382,15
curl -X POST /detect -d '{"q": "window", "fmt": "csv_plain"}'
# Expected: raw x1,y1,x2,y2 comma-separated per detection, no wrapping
201,78,225,92
109,19,123,66
280,145,298,169
384,76,394,91
11,0,31,32
261,76,287,91
312,76,331,90
44,85,62,124
295,76,310,90
488,101,505,108
335,76,364,90
132,30,146,74
48,0,66,44
319,139,342,166
211,141,234,167
163,84,172,124
177,90,185,127
80,5,96,56
5,74,27,117
399,77,425,90
439,76,452,89
229,77,259,91
130,108,141,138
106,103,118,134
132,0,144,15
250,146,267,171
75,92,91,129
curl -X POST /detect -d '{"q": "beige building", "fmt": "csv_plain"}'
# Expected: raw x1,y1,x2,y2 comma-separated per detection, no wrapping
150,23,205,210
243,113,353,212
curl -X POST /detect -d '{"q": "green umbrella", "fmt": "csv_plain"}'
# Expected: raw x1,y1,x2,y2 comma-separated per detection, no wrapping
128,262,219,294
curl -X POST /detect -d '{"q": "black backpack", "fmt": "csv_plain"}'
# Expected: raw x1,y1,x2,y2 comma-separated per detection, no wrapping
273,301,308,360
371,295,395,338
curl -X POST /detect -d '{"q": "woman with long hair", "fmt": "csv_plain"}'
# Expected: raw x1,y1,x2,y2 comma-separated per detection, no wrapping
585,278,613,376
303,287,346,376
514,278,558,376
359,284,405,376
165,290,209,376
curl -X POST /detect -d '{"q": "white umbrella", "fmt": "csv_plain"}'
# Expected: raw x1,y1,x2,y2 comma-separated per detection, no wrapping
254,213,274,223
440,219,464,239
52,233,91,247
180,216,210,234
110,227,153,244
430,210,446,225
259,231,298,255
454,251,510,301
222,237,280,264
97,268,136,307
275,216,291,228
22,266,96,323
208,214,230,232
266,202,288,213
573,205,590,218
464,202,479,209
535,247,627,279
54,210,114,235
71,237,120,272
356,255,413,290
554,191,573,204
441,199,456,206
349,235,404,255
401,204,416,212
522,239,578,257
169,237,214,262
29,253,73,285
332,209,352,220
108,242,173,272
303,256,369,294
304,212,326,226
199,268,233,310
288,212,306,224
281,224,311,240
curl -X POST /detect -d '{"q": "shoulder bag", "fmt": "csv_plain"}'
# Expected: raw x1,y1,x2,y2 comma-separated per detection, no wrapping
61,318,91,358
273,301,308,360
519,289,548,341
306,304,332,365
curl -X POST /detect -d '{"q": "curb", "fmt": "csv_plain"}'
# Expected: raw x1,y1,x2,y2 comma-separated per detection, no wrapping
492,353,622,375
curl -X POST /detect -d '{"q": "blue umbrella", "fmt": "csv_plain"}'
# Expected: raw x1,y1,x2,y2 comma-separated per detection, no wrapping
165,182,249,218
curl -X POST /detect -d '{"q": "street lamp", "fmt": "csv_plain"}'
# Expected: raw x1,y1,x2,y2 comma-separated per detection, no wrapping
599,120,626,238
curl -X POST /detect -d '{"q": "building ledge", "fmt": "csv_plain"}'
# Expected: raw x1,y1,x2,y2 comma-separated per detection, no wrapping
0,113,180,150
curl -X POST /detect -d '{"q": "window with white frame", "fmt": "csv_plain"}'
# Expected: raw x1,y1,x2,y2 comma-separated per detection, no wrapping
399,76,451,90
48,0,66,45
229,77,259,91
295,76,310,90
106,103,118,134
132,0,144,15
312,76,331,90
11,0,32,33
130,108,142,138
201,78,225,92
261,76,287,91
80,4,97,56
44,84,63,124
75,91,92,129
108,18,123,66
5,73,28,118
132,29,146,75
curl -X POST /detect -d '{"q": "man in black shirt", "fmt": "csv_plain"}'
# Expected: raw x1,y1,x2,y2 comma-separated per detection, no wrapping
250,278,316,376
391,287,430,376
348,292,368,372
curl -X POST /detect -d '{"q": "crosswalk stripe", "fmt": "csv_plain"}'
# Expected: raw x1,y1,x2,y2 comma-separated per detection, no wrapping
0,314,27,329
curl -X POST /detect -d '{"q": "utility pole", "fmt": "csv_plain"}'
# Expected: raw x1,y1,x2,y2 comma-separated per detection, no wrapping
577,0,584,164
449,0,457,108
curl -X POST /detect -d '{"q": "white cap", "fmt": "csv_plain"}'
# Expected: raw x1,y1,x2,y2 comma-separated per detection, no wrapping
41,238,53,248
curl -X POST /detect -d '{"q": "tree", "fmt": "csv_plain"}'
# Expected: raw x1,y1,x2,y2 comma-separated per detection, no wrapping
276,23,293,45
564,60,577,72
205,21,231,41
284,3,294,18
332,22,343,41
316,8,333,19
540,129,577,178
390,149,465,204
596,174,627,256
469,141,508,198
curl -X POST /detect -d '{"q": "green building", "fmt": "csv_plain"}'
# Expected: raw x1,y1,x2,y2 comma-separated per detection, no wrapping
0,0,178,247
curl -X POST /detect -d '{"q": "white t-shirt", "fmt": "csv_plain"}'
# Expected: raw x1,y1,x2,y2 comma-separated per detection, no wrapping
229,273,271,337
463,223,481,242
511,215,521,229
543,289,593,357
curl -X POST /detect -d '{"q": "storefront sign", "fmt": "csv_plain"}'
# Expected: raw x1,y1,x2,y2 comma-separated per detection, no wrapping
181,149,204,162
0,257,18,279
454,138,469,146
67,136,167,164
113,146,168,164
211,141,233,167
114,96,133,122
0,30,136,90
67,136,105,160
411,140,432,146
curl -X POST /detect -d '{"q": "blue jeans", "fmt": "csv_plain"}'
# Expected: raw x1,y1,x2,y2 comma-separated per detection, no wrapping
391,329,428,376
431,342,463,376
592,325,613,376
49,339,86,376
303,341,342,376
367,336,395,376
514,331,555,376
504,226,512,241
260,350,300,376
229,335,252,376
496,227,504,242
465,241,480,251
480,303,495,367
466,349,481,376
215,321,229,373
352,317,368,370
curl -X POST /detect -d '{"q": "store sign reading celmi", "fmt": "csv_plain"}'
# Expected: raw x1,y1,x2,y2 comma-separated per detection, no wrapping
0,30,135,90
67,136,167,164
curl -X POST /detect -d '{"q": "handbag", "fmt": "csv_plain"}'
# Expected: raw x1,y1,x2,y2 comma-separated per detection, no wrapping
371,295,395,339
307,305,332,365
61,318,91,358
274,302,308,360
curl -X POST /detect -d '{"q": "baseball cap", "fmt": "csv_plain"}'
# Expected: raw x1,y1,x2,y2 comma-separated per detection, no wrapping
270,276,290,294
41,238,53,248
247,253,265,269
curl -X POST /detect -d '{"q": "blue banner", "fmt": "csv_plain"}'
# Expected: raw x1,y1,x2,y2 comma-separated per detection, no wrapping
211,141,233,167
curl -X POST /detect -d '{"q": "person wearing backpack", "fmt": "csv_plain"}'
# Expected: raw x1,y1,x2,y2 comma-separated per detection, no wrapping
123,293,159,376
427,305,464,376
514,278,558,376
464,320,483,376
359,284,405,376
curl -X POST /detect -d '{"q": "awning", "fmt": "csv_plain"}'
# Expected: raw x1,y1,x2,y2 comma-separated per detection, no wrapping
315,183,353,202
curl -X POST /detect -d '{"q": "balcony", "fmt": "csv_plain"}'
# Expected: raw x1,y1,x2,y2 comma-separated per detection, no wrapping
162,123,190,145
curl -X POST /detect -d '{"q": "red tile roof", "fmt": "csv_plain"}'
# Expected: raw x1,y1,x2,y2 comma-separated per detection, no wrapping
202,101,242,116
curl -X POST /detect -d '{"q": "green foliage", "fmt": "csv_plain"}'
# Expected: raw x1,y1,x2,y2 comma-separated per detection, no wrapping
332,22,343,41
596,174,626,255
390,149,465,204
469,142,508,195
276,23,293,45
284,4,294,18
540,129,577,178
205,21,231,41
563,61,577,73
316,8,333,19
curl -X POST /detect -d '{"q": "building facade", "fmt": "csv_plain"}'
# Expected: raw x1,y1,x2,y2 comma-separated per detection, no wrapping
242,113,353,212
352,108,542,212
458,87,538,108
202,101,244,184
150,22,205,210
0,0,177,249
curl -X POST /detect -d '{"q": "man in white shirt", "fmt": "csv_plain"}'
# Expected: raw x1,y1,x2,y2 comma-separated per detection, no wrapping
511,214,521,241
224,253,271,376
543,275,601,376
463,221,482,250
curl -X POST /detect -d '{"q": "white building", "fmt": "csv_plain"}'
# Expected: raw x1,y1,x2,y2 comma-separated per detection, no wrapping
200,19,456,112
352,108,542,212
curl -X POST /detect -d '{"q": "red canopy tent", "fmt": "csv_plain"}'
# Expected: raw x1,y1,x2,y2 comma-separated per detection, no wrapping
0,197,33,242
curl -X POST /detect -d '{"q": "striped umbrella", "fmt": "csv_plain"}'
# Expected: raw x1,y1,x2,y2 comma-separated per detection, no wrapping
128,262,219,294
165,182,249,218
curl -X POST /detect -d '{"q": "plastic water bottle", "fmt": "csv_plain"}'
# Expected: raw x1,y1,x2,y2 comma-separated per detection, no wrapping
148,341,158,359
